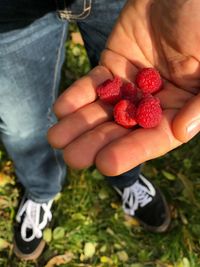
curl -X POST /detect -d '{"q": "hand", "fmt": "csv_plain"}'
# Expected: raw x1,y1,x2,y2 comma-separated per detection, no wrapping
149,0,200,141
48,0,200,176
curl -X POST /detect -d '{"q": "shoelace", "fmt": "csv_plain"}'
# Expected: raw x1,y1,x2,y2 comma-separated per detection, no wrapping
116,175,156,216
16,198,53,242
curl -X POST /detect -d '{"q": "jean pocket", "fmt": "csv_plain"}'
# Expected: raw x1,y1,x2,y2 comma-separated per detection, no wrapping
56,0,92,21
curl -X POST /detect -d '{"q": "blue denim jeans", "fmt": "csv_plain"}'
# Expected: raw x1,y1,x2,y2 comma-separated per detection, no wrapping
0,0,141,202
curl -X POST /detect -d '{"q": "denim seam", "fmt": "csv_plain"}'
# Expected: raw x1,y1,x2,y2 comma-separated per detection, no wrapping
48,21,67,196
51,23,67,103
28,22,67,203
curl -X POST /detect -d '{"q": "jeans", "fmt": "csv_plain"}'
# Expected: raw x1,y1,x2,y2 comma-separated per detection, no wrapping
0,0,141,202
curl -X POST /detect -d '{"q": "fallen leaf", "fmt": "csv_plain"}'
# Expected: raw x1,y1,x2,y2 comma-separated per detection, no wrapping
98,188,109,200
99,244,107,253
117,250,129,262
0,238,10,250
124,214,140,227
0,173,14,187
72,213,86,221
53,227,65,240
162,170,176,181
110,202,119,209
83,242,96,259
176,257,191,267
43,228,52,243
100,256,113,264
44,252,74,267
0,197,10,209
106,227,115,236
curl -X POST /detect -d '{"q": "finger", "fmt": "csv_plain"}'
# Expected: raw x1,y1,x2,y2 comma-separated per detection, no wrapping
95,110,182,176
63,122,131,169
54,66,112,119
172,93,200,142
48,100,113,149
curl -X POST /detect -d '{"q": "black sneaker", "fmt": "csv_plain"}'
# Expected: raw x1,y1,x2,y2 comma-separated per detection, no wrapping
114,174,171,233
13,196,53,260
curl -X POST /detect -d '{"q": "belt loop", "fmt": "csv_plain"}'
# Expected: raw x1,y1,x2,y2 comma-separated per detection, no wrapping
56,0,92,21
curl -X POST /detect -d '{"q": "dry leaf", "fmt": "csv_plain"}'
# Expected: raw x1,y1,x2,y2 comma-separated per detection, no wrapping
124,214,140,227
0,196,10,209
44,252,74,267
0,238,10,250
117,250,129,262
110,202,119,209
83,242,96,259
0,172,14,187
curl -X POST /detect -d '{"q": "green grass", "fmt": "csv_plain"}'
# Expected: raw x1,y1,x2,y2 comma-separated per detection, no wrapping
0,24,200,267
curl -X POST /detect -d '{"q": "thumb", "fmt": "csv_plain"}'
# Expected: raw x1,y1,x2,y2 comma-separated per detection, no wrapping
172,93,200,143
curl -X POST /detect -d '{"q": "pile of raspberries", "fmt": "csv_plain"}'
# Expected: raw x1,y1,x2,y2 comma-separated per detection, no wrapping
96,68,163,129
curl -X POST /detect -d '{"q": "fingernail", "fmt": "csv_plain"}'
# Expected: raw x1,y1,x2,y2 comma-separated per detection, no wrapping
187,119,200,139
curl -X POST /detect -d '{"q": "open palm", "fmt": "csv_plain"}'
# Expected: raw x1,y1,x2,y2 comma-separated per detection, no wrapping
48,0,200,176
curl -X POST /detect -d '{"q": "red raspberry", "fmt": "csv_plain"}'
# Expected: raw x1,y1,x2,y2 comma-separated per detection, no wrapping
136,68,163,94
96,76,122,105
114,100,137,128
135,95,162,128
120,82,138,103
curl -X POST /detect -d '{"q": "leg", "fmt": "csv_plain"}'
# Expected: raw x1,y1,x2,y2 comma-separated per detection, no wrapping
0,7,68,202
77,0,141,187
0,1,69,259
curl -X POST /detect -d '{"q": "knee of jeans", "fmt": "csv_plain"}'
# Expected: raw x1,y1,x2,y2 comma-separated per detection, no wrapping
1,114,49,141
1,104,58,144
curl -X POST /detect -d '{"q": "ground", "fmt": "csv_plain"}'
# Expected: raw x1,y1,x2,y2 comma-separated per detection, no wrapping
0,24,199,267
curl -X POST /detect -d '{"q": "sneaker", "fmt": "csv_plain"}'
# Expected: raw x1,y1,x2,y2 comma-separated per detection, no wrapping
114,174,171,233
13,196,53,260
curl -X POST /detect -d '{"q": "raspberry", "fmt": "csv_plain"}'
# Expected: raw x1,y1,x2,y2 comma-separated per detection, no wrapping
96,71,163,129
135,95,162,128
136,68,163,94
120,82,138,103
114,99,137,128
96,76,122,105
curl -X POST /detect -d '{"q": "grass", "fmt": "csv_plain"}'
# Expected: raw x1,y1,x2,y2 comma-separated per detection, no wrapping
0,24,200,267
